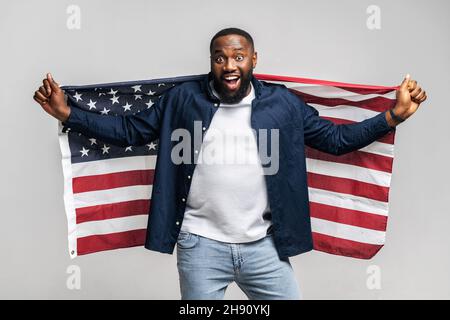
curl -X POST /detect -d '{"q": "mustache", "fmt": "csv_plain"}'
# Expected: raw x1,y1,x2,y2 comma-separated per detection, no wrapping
221,72,240,77
216,69,252,83
213,69,253,104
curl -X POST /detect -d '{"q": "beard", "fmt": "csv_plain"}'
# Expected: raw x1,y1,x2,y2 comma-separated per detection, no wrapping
213,69,253,104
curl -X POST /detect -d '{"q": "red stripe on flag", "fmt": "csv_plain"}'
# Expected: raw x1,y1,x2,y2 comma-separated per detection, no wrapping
76,199,151,224
312,232,384,259
291,91,397,113
73,170,154,193
77,229,147,256
334,86,397,95
307,172,389,202
321,117,395,145
309,202,388,231
306,146,393,173
254,73,398,91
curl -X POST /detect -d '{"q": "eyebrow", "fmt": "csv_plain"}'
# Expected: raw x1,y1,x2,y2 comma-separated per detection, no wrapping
213,47,245,54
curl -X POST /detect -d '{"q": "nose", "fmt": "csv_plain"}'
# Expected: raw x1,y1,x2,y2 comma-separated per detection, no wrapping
223,58,237,72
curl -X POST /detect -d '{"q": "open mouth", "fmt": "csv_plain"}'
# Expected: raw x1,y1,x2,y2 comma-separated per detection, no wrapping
222,75,241,91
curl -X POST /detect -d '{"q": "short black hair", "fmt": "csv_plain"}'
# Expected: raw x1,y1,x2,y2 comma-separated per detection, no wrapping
209,28,254,53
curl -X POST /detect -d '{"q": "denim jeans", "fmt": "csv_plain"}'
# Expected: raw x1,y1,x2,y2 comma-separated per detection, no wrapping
176,231,301,300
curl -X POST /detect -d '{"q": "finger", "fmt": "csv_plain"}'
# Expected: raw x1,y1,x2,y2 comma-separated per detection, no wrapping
400,74,411,90
39,86,48,97
34,93,47,105
35,91,48,103
43,79,52,96
33,94,45,105
408,80,417,91
47,73,60,91
410,86,422,98
419,91,427,103
414,90,426,101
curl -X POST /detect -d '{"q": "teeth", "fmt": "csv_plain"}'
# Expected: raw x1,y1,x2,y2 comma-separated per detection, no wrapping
224,76,239,80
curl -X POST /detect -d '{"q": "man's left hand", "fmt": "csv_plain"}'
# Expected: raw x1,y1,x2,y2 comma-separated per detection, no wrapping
390,74,427,125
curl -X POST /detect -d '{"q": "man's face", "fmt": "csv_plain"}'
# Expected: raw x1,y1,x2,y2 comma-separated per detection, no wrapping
210,34,257,104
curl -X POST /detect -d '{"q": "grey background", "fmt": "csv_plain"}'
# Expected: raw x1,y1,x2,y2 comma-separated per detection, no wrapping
1,0,449,299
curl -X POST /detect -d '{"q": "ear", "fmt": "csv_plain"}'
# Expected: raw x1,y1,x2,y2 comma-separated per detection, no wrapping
252,51,258,69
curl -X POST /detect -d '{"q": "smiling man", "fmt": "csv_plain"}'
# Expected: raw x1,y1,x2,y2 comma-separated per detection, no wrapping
33,27,427,300
210,29,257,103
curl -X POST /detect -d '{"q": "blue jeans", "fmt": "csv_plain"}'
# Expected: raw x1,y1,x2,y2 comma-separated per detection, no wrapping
176,231,301,300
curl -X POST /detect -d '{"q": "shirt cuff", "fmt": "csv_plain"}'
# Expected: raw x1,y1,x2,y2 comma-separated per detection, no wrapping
378,110,396,133
61,106,83,133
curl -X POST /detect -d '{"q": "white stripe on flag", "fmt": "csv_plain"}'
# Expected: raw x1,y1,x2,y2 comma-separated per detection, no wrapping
311,217,386,245
309,103,379,122
308,187,388,216
76,214,149,238
72,155,157,178
272,82,396,100
74,185,153,209
306,158,391,187
359,141,394,157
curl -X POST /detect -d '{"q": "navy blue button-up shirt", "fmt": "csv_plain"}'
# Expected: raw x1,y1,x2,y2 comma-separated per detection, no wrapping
63,73,393,259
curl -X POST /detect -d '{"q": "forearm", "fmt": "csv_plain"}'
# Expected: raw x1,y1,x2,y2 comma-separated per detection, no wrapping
327,112,393,155
304,103,394,156
62,105,159,147
385,109,403,128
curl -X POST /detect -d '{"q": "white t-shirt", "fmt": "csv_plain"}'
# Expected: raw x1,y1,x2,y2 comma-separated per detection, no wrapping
180,82,272,243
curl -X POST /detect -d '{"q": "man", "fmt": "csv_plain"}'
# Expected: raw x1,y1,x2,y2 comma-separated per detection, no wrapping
33,28,427,300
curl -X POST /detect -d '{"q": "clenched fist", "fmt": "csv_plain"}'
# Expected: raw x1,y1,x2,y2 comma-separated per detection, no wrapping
33,73,71,122
387,74,427,127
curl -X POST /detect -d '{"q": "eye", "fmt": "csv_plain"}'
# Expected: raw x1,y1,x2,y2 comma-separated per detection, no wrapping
215,56,224,63
236,55,244,62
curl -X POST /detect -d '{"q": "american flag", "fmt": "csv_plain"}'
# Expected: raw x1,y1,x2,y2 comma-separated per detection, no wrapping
59,74,397,259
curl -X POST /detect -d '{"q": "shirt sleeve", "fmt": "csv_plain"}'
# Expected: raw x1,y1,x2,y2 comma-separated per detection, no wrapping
300,98,394,155
62,87,175,147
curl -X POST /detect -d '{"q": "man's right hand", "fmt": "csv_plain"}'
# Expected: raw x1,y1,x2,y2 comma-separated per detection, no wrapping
33,73,71,122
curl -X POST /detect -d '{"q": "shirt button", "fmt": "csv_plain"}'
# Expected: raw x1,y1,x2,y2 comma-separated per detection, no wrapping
202,127,206,131
214,103,219,107
176,221,180,225
194,150,199,154
187,175,191,179
182,198,186,202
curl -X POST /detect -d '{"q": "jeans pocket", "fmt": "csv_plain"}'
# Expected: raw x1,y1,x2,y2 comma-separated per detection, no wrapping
177,231,199,249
